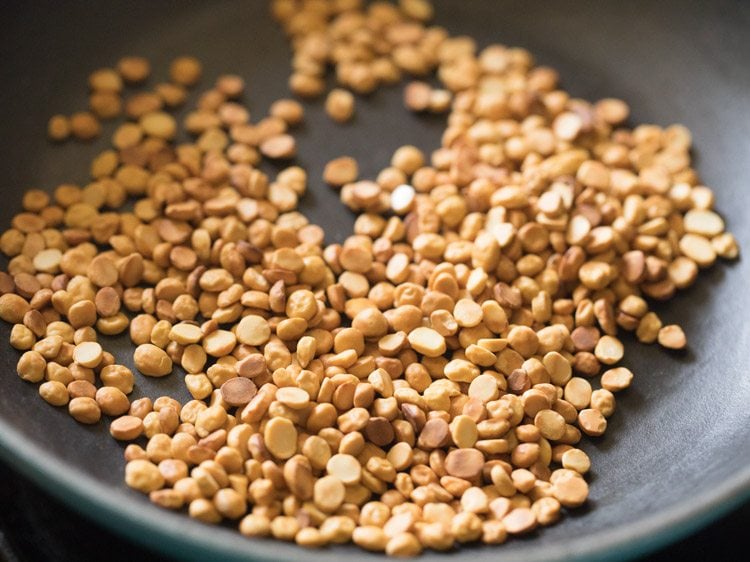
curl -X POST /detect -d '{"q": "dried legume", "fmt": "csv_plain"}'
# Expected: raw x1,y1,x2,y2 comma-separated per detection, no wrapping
0,2,740,556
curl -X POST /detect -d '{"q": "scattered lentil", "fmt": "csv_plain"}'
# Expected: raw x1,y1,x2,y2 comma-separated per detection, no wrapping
658,325,688,350
325,89,355,123
47,115,71,141
0,3,739,556
134,344,173,377
170,56,202,86
117,56,151,83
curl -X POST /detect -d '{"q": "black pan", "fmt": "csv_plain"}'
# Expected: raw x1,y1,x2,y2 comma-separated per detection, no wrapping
0,1,748,561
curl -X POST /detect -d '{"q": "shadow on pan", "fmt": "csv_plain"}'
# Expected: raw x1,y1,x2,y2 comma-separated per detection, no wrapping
0,1,748,561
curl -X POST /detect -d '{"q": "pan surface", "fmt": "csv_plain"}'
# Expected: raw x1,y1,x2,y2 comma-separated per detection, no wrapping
0,1,748,561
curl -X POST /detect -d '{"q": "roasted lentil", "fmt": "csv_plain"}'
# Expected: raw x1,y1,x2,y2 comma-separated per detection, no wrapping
0,1,740,556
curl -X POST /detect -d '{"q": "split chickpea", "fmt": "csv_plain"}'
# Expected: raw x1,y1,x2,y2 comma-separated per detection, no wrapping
0,0,739,556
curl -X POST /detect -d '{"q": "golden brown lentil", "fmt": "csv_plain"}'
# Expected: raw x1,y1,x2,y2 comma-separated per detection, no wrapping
117,56,151,83
69,112,101,141
658,325,688,350
0,5,738,555
323,156,359,186
47,115,71,142
169,56,202,86
325,89,355,123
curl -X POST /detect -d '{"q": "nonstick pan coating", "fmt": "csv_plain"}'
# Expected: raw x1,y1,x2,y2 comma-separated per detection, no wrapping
0,1,748,561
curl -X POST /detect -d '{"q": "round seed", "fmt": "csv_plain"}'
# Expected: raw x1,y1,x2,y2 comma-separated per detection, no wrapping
170,56,202,86
68,396,101,424
133,343,173,377
564,378,592,410
561,448,591,474
276,386,310,409
502,508,537,535
39,381,69,407
87,255,118,287
454,298,483,328
450,415,478,448
326,453,361,485
314,475,345,512
712,232,739,259
386,533,422,557
601,367,634,392
270,99,304,125
260,134,296,159
73,341,103,368
117,56,151,83
96,386,130,416
679,233,716,267
364,417,394,447
70,112,101,140
47,115,71,141
169,323,202,345
17,351,46,382
0,294,29,323
325,89,355,123
236,315,271,346
594,335,624,365
33,248,62,273
140,111,177,139
221,377,258,407
658,325,687,350
125,459,164,492
323,156,358,186
407,327,446,357
552,473,589,507
444,448,484,479
110,415,145,441
418,418,449,449
578,408,607,436
264,417,297,460
391,184,415,215
202,330,236,357
534,409,566,440
684,209,724,237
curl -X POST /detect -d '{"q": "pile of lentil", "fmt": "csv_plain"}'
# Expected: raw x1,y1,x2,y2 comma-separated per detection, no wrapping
0,0,741,556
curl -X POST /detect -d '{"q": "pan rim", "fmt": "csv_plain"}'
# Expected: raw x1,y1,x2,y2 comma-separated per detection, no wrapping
1,415,748,562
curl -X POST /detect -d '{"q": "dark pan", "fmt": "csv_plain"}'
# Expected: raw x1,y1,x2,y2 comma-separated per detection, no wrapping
0,1,748,560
